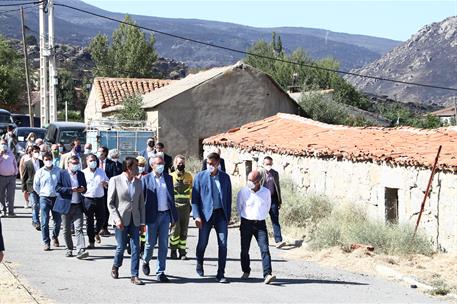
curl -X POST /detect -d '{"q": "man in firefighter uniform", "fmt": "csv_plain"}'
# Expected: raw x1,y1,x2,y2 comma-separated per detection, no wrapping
169,155,193,260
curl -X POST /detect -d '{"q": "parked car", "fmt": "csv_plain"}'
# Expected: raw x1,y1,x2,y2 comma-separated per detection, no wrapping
45,122,86,151
14,127,47,160
11,113,41,128
0,109,17,136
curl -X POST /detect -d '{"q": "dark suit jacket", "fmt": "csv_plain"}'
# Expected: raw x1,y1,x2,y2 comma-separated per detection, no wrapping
142,172,178,225
192,169,232,222
105,158,123,179
263,169,282,205
21,159,43,193
139,149,173,174
202,158,226,173
54,170,87,214
0,218,4,251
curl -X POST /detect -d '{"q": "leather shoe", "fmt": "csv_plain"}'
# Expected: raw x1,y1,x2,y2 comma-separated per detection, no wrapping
131,276,144,285
111,266,119,279
157,273,170,283
196,263,204,277
142,262,150,276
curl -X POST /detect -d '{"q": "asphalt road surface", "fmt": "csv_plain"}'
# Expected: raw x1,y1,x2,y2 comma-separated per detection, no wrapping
1,182,443,303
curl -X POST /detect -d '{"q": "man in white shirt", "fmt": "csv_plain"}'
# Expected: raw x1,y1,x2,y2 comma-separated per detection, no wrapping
237,170,276,285
83,154,109,248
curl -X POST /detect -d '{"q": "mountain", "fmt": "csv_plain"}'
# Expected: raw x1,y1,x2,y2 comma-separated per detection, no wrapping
0,0,400,70
346,16,457,106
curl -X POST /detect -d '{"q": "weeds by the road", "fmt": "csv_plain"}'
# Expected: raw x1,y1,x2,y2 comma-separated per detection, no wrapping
430,280,451,296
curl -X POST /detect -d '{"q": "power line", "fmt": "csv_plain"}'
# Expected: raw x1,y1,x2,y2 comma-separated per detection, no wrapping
0,3,41,13
0,0,43,7
54,2,457,93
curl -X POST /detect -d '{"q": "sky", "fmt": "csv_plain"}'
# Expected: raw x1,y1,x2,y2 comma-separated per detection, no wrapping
83,0,457,41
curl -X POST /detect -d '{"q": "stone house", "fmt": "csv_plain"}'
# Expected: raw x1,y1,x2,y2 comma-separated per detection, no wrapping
431,106,456,125
85,62,302,157
203,113,457,252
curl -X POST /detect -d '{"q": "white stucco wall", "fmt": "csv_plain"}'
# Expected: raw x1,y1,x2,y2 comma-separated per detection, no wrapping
205,144,457,253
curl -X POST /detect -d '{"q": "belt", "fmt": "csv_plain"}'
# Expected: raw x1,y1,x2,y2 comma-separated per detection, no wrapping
241,217,265,224
0,174,16,177
213,208,223,212
158,210,169,214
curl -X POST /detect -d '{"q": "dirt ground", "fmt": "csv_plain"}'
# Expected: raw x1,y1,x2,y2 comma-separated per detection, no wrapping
0,261,48,304
281,243,457,299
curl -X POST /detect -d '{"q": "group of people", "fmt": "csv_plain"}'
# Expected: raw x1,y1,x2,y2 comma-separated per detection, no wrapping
0,134,286,286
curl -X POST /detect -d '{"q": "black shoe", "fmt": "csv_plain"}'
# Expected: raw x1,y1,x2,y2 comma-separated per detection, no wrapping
142,262,150,276
65,250,73,257
196,263,204,277
131,276,144,285
170,249,178,260
111,266,119,279
216,276,228,283
157,273,170,283
87,242,95,249
52,237,59,247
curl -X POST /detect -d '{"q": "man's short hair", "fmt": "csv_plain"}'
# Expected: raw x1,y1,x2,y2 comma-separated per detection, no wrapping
123,157,138,172
86,153,97,161
99,146,108,156
68,155,80,163
155,142,165,149
263,156,273,162
174,154,185,163
42,152,53,160
31,145,40,152
206,152,220,162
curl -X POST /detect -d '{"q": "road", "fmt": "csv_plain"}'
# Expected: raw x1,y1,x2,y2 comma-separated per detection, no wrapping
0,181,443,303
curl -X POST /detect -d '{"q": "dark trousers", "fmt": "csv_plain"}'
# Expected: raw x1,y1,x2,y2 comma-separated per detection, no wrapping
84,197,105,243
113,224,140,277
240,218,272,278
62,203,85,252
269,197,283,243
196,209,228,277
102,192,109,230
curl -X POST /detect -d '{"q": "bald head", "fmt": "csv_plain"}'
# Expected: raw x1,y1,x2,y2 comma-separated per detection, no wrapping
247,170,262,192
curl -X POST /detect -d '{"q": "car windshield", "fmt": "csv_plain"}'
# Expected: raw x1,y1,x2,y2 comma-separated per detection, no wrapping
0,113,12,124
16,129,46,142
60,129,86,144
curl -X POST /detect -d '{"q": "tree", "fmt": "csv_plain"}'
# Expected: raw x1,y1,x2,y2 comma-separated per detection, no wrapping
89,15,158,78
0,36,25,109
116,95,145,121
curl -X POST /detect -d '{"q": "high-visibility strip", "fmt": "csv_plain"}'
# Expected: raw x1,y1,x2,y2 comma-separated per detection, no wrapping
178,244,187,250
170,236,180,245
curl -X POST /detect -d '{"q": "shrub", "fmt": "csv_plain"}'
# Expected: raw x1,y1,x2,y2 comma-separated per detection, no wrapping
185,156,202,175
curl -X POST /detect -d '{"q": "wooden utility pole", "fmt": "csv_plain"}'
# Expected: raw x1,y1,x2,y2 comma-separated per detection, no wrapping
20,6,34,127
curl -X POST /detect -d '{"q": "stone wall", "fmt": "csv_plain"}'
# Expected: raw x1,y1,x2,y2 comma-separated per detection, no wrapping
205,144,457,253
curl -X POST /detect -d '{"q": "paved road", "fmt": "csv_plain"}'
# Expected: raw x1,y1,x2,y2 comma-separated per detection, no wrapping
1,182,443,303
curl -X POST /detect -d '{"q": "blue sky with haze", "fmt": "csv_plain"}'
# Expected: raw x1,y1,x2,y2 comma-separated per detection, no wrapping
84,1,455,41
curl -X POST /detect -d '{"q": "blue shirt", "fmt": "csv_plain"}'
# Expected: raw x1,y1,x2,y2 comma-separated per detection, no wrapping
210,172,222,210
33,165,61,197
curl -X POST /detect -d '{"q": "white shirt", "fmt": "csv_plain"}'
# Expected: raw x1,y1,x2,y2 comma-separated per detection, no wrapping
32,158,40,171
155,174,169,211
69,171,80,204
83,167,109,198
237,186,272,221
147,150,155,160
121,173,135,201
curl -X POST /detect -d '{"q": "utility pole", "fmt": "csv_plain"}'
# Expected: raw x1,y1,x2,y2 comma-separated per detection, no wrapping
454,96,456,126
20,6,34,127
48,0,57,123
39,1,49,127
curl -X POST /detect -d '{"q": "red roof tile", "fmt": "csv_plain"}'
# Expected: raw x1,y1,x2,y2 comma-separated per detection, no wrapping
203,113,457,172
95,77,172,109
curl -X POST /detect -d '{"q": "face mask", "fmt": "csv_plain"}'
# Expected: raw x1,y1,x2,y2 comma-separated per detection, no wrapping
52,150,59,158
33,152,40,159
74,145,81,153
247,180,256,190
147,141,154,148
155,164,164,175
84,149,92,154
138,167,145,174
207,165,216,174
58,146,64,153
89,160,97,169
177,164,185,172
264,165,272,171
71,164,81,173
156,152,164,158
96,152,103,158
44,160,53,168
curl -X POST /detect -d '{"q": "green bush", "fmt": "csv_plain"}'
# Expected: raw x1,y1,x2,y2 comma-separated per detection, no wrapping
185,156,202,175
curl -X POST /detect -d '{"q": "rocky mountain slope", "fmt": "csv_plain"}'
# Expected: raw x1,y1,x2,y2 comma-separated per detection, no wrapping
0,0,400,70
346,16,457,106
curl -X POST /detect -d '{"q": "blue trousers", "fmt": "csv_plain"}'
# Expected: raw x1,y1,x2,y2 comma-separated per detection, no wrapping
143,211,171,275
39,196,62,245
29,191,40,225
240,218,272,278
196,209,228,277
113,224,140,277
269,198,283,243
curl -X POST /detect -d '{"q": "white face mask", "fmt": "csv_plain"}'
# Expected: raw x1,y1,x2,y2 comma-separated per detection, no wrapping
138,166,145,174
44,160,53,168
207,164,216,174
84,149,92,154
247,180,256,190
33,152,40,159
264,165,272,171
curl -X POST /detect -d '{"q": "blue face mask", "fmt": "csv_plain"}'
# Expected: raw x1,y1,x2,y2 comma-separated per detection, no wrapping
89,161,97,169
155,164,165,175
71,164,81,173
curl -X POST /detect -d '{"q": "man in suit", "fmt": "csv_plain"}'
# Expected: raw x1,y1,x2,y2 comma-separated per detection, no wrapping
105,148,123,178
202,148,226,172
55,156,89,259
141,155,178,283
262,156,286,248
0,217,4,263
154,142,173,173
192,152,232,283
108,157,145,285
60,138,82,170
138,137,155,174
21,145,43,230
98,146,118,236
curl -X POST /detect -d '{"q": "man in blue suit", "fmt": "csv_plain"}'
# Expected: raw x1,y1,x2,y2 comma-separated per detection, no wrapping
138,137,155,174
141,155,178,282
192,152,232,283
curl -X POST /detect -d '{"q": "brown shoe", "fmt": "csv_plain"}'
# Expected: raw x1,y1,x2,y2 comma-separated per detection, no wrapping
43,244,51,251
131,276,144,285
111,266,119,279
52,238,60,247
95,234,101,244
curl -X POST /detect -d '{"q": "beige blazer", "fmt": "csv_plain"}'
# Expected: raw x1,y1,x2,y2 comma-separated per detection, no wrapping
107,173,145,227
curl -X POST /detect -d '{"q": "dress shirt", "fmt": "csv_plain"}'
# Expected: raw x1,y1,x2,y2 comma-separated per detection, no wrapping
33,165,61,197
0,151,18,176
32,158,40,172
99,159,106,170
210,172,222,210
69,171,80,204
154,174,169,211
264,170,276,196
147,149,155,160
83,167,108,198
121,173,135,201
237,186,272,221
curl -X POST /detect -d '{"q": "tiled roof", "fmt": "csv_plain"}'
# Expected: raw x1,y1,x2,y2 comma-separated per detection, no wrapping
94,77,172,109
203,113,457,172
431,106,456,117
